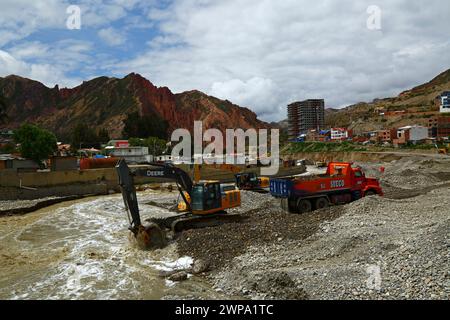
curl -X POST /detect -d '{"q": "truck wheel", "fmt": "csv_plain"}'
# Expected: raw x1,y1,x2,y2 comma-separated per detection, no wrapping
288,199,297,213
365,190,377,197
315,197,329,210
297,199,312,213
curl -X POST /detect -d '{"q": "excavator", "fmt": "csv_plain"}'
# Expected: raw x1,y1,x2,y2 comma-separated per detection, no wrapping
193,163,270,191
116,160,242,249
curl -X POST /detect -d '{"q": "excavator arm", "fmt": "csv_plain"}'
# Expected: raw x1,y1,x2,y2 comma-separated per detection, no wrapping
193,163,242,183
116,159,194,234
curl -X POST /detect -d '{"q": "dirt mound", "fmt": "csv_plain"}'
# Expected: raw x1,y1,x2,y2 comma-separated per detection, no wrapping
177,192,344,271
231,271,308,300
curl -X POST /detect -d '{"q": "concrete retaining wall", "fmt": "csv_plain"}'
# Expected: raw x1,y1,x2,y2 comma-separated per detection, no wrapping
0,168,118,188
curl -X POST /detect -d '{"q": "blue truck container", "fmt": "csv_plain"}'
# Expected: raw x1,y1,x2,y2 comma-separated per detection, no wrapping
269,178,293,198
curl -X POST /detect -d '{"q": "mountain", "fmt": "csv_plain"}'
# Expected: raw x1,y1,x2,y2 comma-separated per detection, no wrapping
324,68,450,133
0,73,270,139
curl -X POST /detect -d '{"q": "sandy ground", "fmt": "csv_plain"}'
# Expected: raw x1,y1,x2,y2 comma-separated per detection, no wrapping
177,156,450,300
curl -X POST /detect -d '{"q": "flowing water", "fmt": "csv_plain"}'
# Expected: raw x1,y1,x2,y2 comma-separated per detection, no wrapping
0,193,225,300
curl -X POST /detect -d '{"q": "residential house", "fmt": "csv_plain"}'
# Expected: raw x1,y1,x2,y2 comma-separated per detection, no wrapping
437,117,450,140
330,128,352,141
306,129,330,142
440,91,450,113
109,146,153,164
376,129,397,143
0,154,39,172
107,140,130,148
393,126,429,146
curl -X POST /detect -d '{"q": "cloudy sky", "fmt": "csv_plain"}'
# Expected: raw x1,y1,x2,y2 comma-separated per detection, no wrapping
0,0,449,121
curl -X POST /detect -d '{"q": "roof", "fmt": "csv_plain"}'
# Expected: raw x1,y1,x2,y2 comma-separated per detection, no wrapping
398,125,427,130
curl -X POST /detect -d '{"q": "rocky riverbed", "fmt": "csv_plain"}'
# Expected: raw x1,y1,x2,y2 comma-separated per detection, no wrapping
177,156,450,300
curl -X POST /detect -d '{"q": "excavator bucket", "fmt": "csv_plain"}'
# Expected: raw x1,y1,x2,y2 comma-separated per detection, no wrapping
116,160,167,249
135,224,167,250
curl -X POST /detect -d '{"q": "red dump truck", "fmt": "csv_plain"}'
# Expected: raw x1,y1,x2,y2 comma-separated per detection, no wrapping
270,162,383,213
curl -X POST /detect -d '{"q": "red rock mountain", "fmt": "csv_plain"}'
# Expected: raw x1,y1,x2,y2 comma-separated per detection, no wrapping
0,73,269,139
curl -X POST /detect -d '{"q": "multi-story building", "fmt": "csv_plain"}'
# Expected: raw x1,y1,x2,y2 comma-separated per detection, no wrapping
376,129,397,143
287,99,325,140
306,129,330,142
331,128,352,141
440,91,450,113
393,126,429,146
437,117,450,140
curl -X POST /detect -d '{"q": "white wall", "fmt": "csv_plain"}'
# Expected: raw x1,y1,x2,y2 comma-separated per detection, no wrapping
111,147,149,157
409,127,429,141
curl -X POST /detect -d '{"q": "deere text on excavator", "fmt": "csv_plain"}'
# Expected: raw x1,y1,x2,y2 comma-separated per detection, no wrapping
116,160,242,249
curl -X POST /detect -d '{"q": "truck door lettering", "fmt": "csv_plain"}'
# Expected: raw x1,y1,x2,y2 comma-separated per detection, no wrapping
331,180,345,188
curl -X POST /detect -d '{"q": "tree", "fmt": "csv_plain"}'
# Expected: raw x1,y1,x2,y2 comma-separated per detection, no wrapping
97,128,110,144
0,95,8,124
70,122,98,150
13,124,57,165
129,136,168,155
122,112,168,139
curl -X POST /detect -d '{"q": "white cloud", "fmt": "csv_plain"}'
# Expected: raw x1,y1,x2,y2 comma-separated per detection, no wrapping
0,0,449,123
98,27,126,46
0,49,80,87
0,39,95,88
211,77,279,118
116,0,450,121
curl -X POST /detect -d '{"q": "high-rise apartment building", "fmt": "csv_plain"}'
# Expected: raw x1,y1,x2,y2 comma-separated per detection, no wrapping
287,99,325,140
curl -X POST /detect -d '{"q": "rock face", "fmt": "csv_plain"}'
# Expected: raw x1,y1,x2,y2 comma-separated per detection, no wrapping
0,73,270,139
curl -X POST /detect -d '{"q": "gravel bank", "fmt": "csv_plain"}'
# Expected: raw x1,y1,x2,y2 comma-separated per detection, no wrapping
177,157,450,300
178,192,344,271
0,196,86,216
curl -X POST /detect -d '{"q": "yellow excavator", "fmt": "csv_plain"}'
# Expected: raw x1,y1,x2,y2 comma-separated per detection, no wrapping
193,163,270,191
116,160,242,249
435,143,449,155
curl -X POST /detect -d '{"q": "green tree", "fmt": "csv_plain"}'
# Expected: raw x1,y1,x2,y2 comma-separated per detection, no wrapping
0,95,8,124
129,136,168,155
13,124,57,165
97,128,110,144
70,122,98,150
122,112,168,139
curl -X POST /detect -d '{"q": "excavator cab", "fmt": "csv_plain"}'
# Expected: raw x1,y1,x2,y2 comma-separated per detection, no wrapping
190,182,222,213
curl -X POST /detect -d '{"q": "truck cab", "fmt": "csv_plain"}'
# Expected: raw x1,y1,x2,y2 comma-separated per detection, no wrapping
270,162,383,213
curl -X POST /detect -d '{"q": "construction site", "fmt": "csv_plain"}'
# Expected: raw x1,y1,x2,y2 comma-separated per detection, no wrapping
0,152,448,300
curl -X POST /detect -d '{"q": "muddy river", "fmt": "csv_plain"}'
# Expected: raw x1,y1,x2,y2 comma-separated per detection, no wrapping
0,193,226,300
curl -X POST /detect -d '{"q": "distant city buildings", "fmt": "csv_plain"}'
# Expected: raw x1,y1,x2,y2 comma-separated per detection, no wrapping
287,99,325,140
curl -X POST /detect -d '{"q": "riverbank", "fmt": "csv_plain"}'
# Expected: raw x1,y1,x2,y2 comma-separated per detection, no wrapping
0,196,88,216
